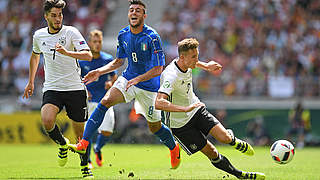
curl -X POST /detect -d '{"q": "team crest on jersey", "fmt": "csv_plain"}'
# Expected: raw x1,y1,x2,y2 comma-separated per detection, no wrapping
59,37,66,46
141,43,147,51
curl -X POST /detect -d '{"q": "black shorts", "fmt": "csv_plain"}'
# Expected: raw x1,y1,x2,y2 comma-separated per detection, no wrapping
171,106,220,155
42,90,88,122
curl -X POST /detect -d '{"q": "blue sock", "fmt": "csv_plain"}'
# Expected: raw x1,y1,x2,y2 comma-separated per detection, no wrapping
154,124,176,150
83,103,108,141
94,134,111,152
87,139,92,162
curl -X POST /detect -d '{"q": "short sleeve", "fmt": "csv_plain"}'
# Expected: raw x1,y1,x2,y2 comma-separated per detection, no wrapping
116,34,127,59
158,72,175,95
150,35,165,66
71,27,90,51
32,34,41,54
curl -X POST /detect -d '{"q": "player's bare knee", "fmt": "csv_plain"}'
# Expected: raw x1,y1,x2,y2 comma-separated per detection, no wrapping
148,121,162,133
101,131,112,136
100,98,112,108
42,117,55,130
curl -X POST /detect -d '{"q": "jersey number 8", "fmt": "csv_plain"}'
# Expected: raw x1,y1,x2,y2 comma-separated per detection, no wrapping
132,52,138,62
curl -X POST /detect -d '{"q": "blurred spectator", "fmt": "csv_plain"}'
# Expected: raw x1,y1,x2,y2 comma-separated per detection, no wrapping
246,115,271,146
287,102,311,148
157,0,320,98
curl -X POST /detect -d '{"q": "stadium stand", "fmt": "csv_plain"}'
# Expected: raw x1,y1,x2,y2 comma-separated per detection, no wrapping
155,0,320,99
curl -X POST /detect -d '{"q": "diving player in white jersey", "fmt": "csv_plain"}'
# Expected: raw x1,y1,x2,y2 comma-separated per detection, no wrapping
155,38,265,180
23,0,93,178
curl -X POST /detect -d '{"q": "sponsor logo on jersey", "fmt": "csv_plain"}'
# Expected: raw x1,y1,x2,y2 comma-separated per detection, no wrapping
163,81,170,88
123,41,128,47
79,41,86,45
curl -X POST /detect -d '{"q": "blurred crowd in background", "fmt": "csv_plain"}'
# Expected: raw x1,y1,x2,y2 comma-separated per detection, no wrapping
1,0,320,100
0,0,116,97
156,0,320,98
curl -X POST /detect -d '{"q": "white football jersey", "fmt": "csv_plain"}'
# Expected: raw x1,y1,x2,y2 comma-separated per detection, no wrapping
33,25,89,92
158,59,201,128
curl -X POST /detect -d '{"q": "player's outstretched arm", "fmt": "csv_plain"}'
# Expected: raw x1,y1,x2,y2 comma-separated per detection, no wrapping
125,65,163,91
155,92,205,112
83,58,124,85
55,43,93,61
196,60,222,73
23,52,40,99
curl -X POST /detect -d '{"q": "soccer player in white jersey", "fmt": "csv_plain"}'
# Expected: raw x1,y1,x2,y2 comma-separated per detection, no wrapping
22,0,93,178
155,38,266,180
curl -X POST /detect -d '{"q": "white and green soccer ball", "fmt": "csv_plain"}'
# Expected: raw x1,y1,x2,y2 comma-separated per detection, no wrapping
270,140,295,164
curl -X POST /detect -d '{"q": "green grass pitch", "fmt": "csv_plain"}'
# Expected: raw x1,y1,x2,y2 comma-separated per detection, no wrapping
0,144,319,179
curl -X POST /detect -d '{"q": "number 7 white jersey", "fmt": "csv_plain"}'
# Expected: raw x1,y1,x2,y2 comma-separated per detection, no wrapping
158,59,201,128
32,25,90,92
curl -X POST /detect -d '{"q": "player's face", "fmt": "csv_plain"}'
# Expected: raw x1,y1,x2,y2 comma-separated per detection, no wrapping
183,48,199,69
128,4,146,28
89,35,103,53
45,7,63,31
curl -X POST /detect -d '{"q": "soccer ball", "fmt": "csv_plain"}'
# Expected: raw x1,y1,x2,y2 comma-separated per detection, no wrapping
270,140,295,164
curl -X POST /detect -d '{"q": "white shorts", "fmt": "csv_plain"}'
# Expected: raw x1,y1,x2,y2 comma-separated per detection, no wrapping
87,102,115,133
113,76,161,122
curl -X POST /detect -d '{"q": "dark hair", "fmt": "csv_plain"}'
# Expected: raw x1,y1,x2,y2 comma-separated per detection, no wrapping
43,0,66,14
129,0,146,14
178,38,199,55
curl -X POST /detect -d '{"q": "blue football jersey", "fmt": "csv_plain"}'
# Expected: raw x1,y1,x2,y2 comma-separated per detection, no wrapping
116,24,165,92
79,52,116,103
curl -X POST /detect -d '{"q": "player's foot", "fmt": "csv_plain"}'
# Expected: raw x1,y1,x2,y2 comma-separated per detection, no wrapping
95,150,103,167
228,129,254,156
68,139,89,155
88,161,94,169
234,138,255,156
58,137,70,167
238,172,265,180
170,143,181,169
81,165,94,179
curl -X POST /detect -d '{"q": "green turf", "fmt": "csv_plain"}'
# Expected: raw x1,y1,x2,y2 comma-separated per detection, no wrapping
0,144,319,179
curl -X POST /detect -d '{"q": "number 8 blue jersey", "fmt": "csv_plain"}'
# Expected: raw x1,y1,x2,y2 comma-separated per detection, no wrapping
116,24,165,92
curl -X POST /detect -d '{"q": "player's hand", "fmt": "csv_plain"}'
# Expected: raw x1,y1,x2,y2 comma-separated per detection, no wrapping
206,60,222,73
125,78,140,91
184,102,205,112
83,69,101,85
55,43,68,55
23,82,34,99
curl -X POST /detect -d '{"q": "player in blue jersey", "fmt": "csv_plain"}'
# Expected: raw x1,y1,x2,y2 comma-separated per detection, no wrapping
69,0,181,169
79,29,118,168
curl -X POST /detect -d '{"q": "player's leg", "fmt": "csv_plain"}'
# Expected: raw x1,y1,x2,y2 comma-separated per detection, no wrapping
209,124,254,156
71,76,132,152
94,107,115,167
41,91,69,167
64,90,93,178
135,90,180,169
72,121,93,178
201,141,265,180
